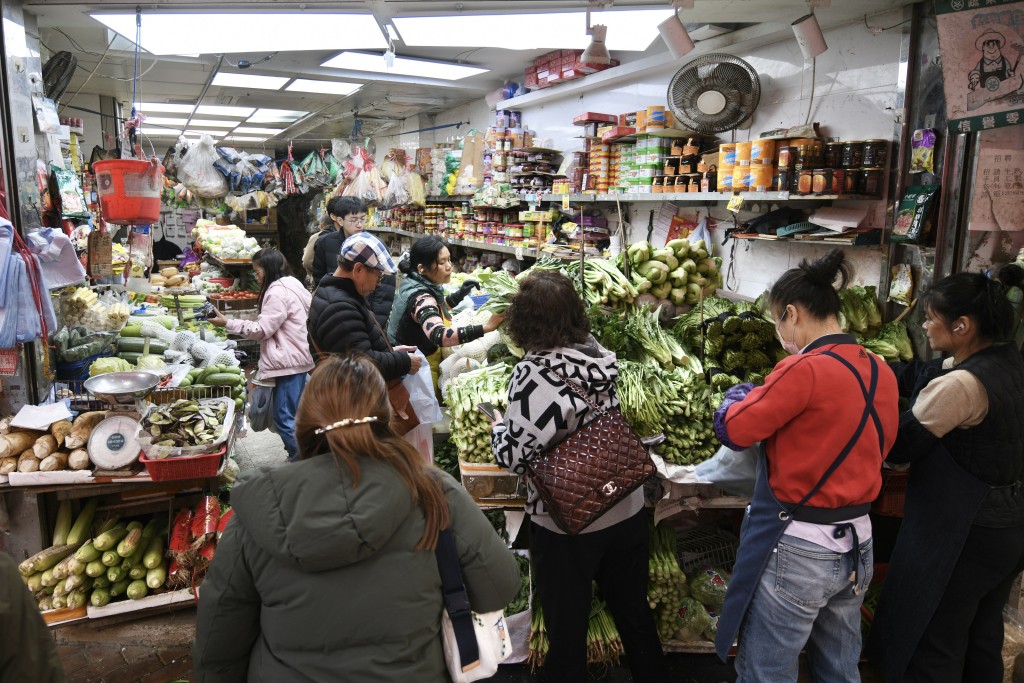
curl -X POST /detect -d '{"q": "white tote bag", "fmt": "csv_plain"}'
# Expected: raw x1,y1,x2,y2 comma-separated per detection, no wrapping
441,609,512,683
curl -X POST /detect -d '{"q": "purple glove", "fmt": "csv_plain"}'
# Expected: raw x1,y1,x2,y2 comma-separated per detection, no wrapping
714,383,755,451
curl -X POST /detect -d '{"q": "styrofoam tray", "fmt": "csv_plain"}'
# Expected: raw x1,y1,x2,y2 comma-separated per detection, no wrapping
8,470,95,486
86,588,196,618
136,396,234,460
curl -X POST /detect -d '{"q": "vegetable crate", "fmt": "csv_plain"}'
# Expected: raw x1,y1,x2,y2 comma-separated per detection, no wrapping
675,526,739,574
872,469,907,517
140,444,227,482
211,297,257,313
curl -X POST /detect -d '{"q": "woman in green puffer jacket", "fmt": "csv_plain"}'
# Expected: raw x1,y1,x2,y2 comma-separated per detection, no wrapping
192,355,520,682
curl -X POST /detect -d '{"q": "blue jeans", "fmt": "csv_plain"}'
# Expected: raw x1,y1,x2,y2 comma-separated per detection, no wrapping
273,373,308,461
735,535,873,683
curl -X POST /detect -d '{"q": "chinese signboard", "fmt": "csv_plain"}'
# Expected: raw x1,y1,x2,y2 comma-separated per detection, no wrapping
969,126,1024,230
935,0,1024,134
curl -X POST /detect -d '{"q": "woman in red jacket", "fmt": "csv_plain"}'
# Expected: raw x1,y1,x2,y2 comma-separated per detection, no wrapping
712,249,899,682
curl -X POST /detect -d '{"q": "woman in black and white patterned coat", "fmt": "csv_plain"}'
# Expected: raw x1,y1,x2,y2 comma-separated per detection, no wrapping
490,270,667,683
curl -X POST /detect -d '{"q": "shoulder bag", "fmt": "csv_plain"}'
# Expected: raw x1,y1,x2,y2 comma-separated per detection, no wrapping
527,364,655,535
435,527,511,682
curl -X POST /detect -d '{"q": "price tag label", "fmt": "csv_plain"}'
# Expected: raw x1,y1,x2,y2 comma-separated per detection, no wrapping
515,246,524,260
727,195,745,214
0,349,17,375
562,194,570,210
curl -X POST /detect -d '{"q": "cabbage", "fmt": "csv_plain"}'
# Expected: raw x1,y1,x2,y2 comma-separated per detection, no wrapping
89,357,133,376
135,355,167,374
673,598,712,642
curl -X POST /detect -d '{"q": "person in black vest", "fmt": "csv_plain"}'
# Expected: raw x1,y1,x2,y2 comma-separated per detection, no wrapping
312,196,396,329
868,272,1024,682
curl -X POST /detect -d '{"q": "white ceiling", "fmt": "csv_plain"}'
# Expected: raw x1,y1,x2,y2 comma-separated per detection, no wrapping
26,0,916,148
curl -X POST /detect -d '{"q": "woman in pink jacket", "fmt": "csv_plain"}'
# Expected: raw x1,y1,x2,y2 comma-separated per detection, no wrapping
209,248,315,461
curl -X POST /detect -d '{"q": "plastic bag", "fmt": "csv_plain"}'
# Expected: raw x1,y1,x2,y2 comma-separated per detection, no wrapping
693,443,759,498
382,173,411,208
247,380,275,432
404,350,443,424
179,135,228,198
688,217,712,252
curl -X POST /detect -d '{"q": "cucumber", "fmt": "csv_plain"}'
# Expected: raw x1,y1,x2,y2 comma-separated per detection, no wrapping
127,580,149,600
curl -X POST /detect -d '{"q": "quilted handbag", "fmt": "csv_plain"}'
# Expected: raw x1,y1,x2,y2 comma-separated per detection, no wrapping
527,365,655,534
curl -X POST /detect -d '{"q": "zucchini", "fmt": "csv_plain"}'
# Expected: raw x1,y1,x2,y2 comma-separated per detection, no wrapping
127,579,149,600
117,337,169,354
90,588,111,607
93,524,128,551
74,541,101,563
207,373,244,386
117,528,144,558
110,578,131,597
85,560,106,578
101,550,121,567
146,561,168,589
142,535,166,570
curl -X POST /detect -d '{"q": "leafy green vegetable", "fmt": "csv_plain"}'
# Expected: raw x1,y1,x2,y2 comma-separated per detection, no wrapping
89,357,133,377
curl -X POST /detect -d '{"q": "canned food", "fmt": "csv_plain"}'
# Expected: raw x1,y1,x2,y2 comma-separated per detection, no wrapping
718,165,735,191
731,166,749,191
843,170,858,194
750,165,773,192
825,143,843,169
831,169,846,195
777,168,793,192
862,140,888,168
720,143,737,166
796,169,814,195
812,168,833,195
778,146,798,168
842,141,863,169
736,141,752,166
859,168,884,197
751,139,775,165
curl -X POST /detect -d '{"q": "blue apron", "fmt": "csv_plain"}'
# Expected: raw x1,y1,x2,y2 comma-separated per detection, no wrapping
716,349,884,660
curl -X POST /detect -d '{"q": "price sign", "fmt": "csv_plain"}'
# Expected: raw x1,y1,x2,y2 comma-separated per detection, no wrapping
0,349,18,375
727,195,745,214
562,194,570,210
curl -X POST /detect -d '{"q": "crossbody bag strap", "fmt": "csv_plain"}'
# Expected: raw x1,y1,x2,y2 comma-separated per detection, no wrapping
789,351,880,511
435,527,481,673
527,359,609,417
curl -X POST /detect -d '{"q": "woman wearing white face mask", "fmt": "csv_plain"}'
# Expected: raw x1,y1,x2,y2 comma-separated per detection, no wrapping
710,248,900,683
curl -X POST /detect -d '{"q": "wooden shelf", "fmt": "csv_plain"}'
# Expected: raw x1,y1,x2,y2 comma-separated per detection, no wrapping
369,227,540,258
543,192,881,203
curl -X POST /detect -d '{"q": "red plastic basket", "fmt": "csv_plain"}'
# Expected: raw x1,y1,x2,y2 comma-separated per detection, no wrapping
872,469,908,517
139,445,226,482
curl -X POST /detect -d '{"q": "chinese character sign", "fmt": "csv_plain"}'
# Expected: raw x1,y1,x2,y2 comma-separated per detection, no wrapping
935,0,1024,134
970,147,1024,230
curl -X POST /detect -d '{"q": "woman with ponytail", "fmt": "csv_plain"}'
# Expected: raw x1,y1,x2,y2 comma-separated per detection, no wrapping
869,272,1024,683
712,248,899,681
193,355,519,682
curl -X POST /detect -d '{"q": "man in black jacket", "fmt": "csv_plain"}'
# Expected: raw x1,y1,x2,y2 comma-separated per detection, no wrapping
312,197,396,329
308,232,420,382
0,551,66,682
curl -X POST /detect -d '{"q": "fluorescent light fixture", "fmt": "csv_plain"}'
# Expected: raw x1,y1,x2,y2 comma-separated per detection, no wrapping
248,108,308,123
138,102,194,114
140,127,184,136
142,117,237,128
232,127,285,135
322,51,487,81
392,9,672,51
184,129,229,137
224,136,266,142
212,73,288,90
90,13,387,56
197,105,256,117
286,79,362,96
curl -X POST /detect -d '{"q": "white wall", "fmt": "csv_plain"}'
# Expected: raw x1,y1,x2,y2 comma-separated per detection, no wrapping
404,10,907,296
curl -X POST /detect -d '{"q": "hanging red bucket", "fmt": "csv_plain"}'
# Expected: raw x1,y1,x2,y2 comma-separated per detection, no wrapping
92,158,163,225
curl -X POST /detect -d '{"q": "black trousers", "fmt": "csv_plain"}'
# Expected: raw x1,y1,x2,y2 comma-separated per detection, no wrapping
530,509,668,683
905,522,1024,683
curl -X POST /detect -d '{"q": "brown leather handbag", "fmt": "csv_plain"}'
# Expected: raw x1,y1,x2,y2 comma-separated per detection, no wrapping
526,366,655,535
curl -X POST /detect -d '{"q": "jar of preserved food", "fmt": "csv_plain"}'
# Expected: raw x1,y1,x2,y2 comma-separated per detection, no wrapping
825,142,843,169
778,146,798,168
812,168,833,195
841,141,863,168
859,168,883,197
862,140,889,169
796,169,814,195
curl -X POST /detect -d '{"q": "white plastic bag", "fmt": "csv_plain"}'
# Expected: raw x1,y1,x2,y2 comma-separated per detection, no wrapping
688,217,712,252
179,135,228,198
693,443,759,498
404,350,443,424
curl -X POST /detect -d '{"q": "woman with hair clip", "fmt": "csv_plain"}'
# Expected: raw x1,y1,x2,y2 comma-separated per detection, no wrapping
208,248,314,462
387,236,504,391
712,248,899,682
192,355,519,682
868,272,1024,683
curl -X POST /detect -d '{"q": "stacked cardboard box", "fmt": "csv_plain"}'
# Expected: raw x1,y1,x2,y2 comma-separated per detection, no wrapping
524,50,620,90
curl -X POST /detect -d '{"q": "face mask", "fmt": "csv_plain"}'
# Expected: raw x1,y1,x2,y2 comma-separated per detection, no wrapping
776,308,800,355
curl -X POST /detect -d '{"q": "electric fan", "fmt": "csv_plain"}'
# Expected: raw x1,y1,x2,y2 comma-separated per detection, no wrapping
667,54,761,134
43,51,78,102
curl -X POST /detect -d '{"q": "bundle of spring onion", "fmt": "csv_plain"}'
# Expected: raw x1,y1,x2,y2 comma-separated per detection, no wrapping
445,364,512,463
527,598,625,670
564,257,638,307
649,522,689,642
